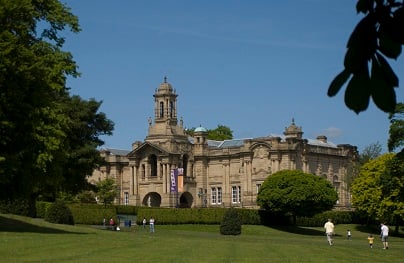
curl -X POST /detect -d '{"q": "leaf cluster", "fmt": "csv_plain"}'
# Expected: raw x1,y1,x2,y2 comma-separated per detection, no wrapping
351,153,404,223
0,1,114,203
185,124,233,141
328,0,404,113
96,178,118,207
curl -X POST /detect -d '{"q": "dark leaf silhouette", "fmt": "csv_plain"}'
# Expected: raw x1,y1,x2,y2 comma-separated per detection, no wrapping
328,69,351,97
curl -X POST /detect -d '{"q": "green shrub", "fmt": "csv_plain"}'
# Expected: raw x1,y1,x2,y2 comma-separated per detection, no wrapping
36,201,52,218
220,208,242,235
68,204,116,225
0,199,36,217
45,201,74,225
115,205,139,215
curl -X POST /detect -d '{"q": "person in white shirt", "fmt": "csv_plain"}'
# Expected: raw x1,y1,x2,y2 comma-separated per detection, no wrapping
149,217,155,233
380,223,389,249
324,218,335,245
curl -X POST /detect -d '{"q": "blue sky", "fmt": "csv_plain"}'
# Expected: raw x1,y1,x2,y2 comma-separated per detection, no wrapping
63,0,404,153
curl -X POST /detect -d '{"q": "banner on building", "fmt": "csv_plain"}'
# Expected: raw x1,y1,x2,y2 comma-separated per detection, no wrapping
170,168,184,193
177,168,184,193
170,169,177,193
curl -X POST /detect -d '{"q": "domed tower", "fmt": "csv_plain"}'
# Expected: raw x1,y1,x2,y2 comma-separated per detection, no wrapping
284,118,303,140
193,125,208,155
145,77,188,144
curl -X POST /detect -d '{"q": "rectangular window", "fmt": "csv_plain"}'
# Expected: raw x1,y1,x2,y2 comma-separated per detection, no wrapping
232,186,237,203
232,186,241,203
256,184,261,193
211,187,217,204
217,187,222,204
124,192,129,205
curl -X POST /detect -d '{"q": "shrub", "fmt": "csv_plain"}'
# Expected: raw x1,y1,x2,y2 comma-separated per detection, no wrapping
0,199,36,217
220,208,242,235
45,201,74,225
36,201,52,218
69,204,116,225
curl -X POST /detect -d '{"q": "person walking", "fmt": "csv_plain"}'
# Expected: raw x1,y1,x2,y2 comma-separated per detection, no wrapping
347,229,352,240
367,234,374,248
380,223,389,249
142,217,147,229
149,217,155,233
324,218,335,246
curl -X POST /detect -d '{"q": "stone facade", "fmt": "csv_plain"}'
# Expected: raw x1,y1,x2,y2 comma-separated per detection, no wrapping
89,78,358,209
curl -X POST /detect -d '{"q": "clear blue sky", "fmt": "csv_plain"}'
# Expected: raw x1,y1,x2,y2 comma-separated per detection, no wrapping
63,0,403,153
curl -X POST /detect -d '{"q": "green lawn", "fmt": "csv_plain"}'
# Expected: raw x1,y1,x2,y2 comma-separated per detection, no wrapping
0,214,402,263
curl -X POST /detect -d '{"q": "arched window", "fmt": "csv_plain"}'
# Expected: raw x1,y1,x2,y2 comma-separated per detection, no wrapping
159,101,164,118
150,154,158,177
170,101,174,118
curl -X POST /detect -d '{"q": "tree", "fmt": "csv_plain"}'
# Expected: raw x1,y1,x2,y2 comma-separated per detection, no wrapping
359,142,383,164
185,124,234,140
0,0,80,209
0,1,114,214
388,102,404,155
328,0,403,114
351,153,404,232
257,170,338,224
207,125,233,140
96,178,118,207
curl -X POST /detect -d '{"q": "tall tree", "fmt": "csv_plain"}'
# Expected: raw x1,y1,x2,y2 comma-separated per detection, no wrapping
388,102,404,155
0,1,114,213
328,0,403,114
257,170,338,224
351,153,404,232
40,95,114,199
0,0,80,204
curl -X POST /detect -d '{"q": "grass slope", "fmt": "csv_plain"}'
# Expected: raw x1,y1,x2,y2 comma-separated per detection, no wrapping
1,214,402,263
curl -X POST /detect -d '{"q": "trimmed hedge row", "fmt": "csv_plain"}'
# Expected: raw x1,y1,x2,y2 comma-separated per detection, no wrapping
68,204,117,225
31,202,368,227
296,210,368,227
36,202,117,225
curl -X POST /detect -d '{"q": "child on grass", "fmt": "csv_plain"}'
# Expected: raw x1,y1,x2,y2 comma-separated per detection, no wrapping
367,234,374,248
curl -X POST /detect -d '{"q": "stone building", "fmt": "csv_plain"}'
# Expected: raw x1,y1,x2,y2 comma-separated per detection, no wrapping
89,78,358,209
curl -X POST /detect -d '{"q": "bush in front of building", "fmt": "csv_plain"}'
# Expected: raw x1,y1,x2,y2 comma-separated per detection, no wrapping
115,205,139,215
68,204,116,225
45,200,74,225
136,207,229,225
296,210,362,227
220,208,242,235
0,199,35,217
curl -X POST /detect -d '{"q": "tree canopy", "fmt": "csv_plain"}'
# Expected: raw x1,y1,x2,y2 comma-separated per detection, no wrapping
96,178,118,207
351,153,404,228
359,142,383,164
388,102,404,154
328,0,403,114
0,0,113,208
257,170,338,223
186,124,233,141
207,125,233,140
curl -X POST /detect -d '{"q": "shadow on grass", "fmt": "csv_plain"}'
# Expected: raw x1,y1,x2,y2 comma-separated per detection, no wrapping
0,215,88,234
268,225,326,236
354,224,404,238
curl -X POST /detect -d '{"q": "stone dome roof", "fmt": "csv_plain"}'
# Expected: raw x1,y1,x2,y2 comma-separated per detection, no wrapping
285,118,302,133
156,76,174,95
195,126,207,132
